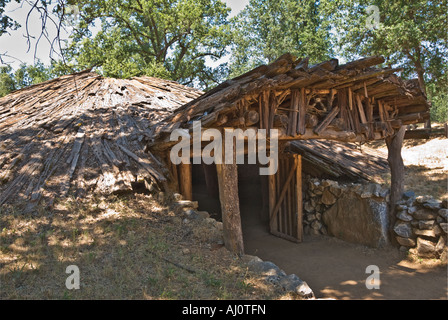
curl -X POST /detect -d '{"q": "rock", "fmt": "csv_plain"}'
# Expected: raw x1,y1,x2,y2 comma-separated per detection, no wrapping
182,248,191,255
407,206,417,214
418,220,435,230
396,236,416,247
304,201,314,213
173,193,183,201
322,191,389,248
394,222,413,238
402,190,416,200
440,250,448,263
197,211,210,219
440,223,448,234
412,209,438,220
311,220,322,231
413,228,437,239
328,186,343,198
174,200,199,211
438,209,448,220
396,211,413,222
306,214,316,222
395,204,407,212
314,186,324,195
321,189,337,205
416,195,433,204
247,260,286,277
433,225,442,236
278,274,314,299
423,200,442,210
442,199,448,209
184,208,199,220
416,237,437,258
435,236,446,254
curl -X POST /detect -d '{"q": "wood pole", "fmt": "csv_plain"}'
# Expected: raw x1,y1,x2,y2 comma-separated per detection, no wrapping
295,154,303,242
179,162,193,200
385,126,406,245
216,142,244,256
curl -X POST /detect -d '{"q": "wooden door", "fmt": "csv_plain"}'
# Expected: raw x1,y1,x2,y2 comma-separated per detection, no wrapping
268,154,303,242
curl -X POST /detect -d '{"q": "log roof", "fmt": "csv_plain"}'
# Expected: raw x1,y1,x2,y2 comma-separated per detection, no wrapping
151,54,430,148
0,70,202,209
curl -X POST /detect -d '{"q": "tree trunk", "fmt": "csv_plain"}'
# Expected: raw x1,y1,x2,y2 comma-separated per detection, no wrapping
385,126,406,245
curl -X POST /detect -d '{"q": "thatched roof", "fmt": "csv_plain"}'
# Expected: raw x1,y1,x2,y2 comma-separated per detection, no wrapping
288,140,389,182
0,70,202,209
150,54,430,149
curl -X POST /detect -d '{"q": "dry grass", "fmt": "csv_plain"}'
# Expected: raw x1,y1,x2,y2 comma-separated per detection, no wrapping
0,194,288,300
365,132,448,201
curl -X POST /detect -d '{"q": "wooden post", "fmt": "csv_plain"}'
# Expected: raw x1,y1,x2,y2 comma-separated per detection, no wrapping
216,142,244,256
179,162,193,200
295,154,303,242
385,126,406,245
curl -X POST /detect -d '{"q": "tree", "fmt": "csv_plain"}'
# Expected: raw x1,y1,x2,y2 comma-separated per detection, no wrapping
0,65,16,97
61,0,232,89
228,0,334,78
13,60,52,88
327,0,447,122
0,0,20,37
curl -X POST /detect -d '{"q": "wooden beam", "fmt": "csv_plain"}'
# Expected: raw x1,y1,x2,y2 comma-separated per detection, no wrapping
216,143,244,256
313,106,340,135
297,87,307,135
289,90,299,135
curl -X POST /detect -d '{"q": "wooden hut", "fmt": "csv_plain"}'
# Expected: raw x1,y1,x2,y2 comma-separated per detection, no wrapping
0,70,202,210
148,54,430,255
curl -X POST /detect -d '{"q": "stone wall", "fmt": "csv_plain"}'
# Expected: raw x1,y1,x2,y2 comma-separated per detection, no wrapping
393,194,448,262
303,176,389,247
304,176,448,260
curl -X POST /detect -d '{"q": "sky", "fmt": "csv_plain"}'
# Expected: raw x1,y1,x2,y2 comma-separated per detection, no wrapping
0,0,250,69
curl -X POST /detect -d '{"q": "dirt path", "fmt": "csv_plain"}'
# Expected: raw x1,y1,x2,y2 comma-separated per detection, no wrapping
242,216,447,300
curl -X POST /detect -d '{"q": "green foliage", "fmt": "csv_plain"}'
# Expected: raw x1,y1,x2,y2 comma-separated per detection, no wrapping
0,65,15,97
228,0,334,78
427,82,448,122
0,0,20,36
62,0,232,89
13,61,52,88
326,0,447,121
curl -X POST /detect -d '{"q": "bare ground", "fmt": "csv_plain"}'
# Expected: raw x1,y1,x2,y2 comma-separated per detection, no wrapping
242,132,448,300
243,215,447,300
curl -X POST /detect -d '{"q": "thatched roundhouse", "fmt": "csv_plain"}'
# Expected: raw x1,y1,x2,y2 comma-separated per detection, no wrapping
0,70,202,210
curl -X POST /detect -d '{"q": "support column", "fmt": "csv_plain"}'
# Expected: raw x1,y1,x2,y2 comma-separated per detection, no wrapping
216,144,244,256
179,162,193,200
386,126,406,244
